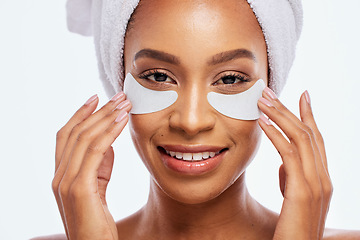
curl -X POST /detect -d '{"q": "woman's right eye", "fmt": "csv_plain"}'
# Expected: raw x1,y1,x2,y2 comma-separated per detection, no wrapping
139,71,175,84
148,72,170,82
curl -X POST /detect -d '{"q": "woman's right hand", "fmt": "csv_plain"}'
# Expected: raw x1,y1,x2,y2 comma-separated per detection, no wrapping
52,92,131,240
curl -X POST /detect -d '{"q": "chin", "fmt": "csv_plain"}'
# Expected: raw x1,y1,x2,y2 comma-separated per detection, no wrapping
147,153,250,206
152,175,237,205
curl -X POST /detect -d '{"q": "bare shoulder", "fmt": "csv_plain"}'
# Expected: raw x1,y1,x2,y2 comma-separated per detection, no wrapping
116,208,145,240
30,233,67,240
324,228,360,240
29,210,145,240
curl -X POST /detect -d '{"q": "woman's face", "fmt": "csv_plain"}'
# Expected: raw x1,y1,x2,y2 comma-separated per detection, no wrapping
124,0,268,204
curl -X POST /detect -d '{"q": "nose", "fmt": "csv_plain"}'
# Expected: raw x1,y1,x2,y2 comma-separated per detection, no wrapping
169,84,216,136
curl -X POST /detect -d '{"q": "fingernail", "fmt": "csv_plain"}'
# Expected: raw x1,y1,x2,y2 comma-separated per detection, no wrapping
259,97,273,107
259,115,272,126
304,90,311,105
115,110,128,123
264,87,277,100
116,100,131,110
84,94,98,105
110,91,125,102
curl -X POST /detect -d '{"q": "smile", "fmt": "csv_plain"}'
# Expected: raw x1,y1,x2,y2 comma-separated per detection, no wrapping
158,146,228,174
165,150,220,161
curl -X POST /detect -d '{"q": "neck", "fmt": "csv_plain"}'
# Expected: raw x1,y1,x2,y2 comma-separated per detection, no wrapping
139,173,275,239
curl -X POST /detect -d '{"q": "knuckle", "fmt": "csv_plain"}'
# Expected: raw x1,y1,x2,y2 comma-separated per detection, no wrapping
104,126,116,135
76,129,93,143
68,182,80,198
69,179,87,199
323,180,334,198
303,125,314,137
316,131,325,145
283,147,297,158
51,178,60,195
297,130,311,142
87,142,104,155
274,99,287,110
58,181,69,198
56,128,67,142
70,124,82,138
312,187,323,202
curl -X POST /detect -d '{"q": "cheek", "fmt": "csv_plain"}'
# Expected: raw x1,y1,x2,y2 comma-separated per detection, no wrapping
129,114,153,168
129,113,167,173
230,120,262,169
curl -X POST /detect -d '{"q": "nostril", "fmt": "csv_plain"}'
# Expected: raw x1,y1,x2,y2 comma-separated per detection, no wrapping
169,113,216,136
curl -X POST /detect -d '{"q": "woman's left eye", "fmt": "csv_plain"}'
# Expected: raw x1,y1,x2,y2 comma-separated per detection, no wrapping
215,74,250,85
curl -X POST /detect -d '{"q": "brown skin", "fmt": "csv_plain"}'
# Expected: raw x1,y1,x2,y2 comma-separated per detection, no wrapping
121,0,273,239
33,0,360,239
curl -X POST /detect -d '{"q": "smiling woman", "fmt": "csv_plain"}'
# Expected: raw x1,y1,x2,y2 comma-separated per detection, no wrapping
30,0,360,239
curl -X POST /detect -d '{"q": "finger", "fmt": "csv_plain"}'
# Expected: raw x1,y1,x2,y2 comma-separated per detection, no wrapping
299,91,333,238
53,94,98,237
260,113,320,238
54,94,127,191
263,89,328,197
60,107,127,193
258,115,305,183
265,89,328,177
299,91,328,172
299,91,330,187
258,97,320,189
76,110,129,186
262,89,324,174
53,94,127,229
55,94,99,172
261,90,325,237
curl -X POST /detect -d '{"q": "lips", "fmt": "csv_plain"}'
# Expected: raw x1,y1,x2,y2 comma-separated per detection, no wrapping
158,145,228,174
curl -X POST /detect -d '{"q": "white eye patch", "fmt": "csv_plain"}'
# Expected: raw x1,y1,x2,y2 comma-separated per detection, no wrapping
124,73,265,120
124,73,178,114
207,79,266,120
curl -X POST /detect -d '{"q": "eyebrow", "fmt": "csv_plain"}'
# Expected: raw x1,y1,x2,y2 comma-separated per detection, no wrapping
207,49,257,65
134,49,181,65
133,48,257,66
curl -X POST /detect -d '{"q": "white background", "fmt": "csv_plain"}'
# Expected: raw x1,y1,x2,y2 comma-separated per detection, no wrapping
0,0,359,239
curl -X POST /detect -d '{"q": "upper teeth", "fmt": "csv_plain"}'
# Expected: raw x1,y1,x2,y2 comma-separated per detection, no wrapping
165,150,220,161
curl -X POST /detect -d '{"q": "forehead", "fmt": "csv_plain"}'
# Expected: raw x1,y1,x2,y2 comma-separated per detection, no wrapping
125,0,266,66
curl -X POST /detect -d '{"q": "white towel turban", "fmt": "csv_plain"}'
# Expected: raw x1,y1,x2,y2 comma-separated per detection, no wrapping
66,0,303,98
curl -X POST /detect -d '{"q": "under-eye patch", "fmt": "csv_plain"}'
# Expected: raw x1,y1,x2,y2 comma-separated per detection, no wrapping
207,79,265,120
124,73,178,114
124,73,265,120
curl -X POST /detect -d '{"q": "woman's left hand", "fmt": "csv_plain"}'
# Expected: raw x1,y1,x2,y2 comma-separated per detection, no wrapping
257,87,333,240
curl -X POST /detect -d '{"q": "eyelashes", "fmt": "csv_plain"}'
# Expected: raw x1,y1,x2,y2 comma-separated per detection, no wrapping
137,69,252,93
138,69,175,84
213,72,250,85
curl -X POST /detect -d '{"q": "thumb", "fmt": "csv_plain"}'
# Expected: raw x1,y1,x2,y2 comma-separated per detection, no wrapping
279,164,286,197
98,146,115,205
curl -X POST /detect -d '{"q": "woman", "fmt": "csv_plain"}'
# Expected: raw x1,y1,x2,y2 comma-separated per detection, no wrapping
35,0,360,239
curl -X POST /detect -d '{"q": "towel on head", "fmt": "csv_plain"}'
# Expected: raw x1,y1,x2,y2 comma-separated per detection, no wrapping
66,0,303,97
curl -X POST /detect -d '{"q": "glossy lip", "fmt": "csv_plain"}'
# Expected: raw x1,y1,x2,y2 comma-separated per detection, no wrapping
158,145,228,175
